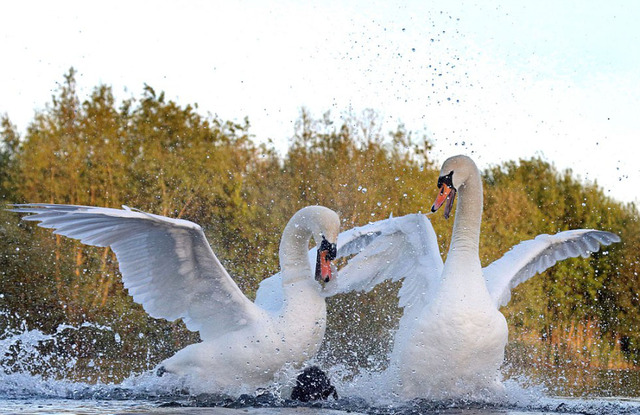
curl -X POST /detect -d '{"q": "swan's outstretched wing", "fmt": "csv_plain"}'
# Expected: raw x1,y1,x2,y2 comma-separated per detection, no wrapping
325,214,444,308
484,230,621,308
11,204,263,341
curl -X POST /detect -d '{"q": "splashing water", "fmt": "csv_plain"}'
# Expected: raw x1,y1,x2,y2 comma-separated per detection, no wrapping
2,319,640,414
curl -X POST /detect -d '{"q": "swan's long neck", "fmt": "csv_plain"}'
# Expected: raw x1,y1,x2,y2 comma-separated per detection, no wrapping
448,169,483,260
438,167,487,301
279,219,314,286
277,211,326,339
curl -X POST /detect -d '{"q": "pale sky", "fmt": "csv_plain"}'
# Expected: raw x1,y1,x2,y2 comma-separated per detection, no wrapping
1,1,639,205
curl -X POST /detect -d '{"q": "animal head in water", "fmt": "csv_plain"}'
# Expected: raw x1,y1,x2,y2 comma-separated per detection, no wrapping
290,365,338,402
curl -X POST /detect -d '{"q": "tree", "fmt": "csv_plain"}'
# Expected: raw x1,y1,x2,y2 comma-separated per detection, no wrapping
0,115,19,201
2,71,640,386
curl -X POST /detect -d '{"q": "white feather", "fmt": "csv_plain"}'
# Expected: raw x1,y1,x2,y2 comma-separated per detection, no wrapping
328,155,621,400
484,229,620,307
12,203,340,395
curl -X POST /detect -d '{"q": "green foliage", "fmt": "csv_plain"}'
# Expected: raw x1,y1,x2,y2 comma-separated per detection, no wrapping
280,107,435,226
0,115,19,201
0,69,639,383
483,159,640,364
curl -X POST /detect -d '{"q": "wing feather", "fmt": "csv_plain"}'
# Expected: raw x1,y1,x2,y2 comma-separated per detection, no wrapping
325,214,443,309
11,203,262,340
484,229,621,308
256,214,443,311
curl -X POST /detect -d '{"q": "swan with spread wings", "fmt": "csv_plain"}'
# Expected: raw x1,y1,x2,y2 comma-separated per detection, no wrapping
322,155,620,399
12,204,339,395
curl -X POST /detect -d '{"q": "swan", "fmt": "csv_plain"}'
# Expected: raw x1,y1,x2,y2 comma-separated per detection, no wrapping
11,204,339,395
328,155,620,399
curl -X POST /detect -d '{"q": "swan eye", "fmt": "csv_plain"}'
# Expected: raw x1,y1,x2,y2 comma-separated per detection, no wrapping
437,170,455,190
320,236,337,260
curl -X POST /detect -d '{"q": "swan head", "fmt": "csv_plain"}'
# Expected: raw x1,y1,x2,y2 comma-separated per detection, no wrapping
431,155,477,219
307,207,339,284
280,206,339,284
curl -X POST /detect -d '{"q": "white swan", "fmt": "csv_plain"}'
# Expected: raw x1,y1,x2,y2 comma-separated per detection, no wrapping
11,204,339,394
328,155,620,399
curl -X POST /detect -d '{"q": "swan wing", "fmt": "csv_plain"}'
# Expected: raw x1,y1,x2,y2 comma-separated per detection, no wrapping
484,229,621,308
325,213,444,308
11,204,262,340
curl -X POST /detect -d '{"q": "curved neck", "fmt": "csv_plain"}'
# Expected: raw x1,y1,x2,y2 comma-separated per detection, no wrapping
448,169,483,259
279,219,313,285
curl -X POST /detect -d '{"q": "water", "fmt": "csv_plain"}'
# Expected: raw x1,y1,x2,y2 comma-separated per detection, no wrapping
3,322,640,414
3,370,640,415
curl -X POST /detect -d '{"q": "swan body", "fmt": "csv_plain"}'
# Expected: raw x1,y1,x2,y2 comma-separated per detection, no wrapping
12,204,339,394
330,155,620,399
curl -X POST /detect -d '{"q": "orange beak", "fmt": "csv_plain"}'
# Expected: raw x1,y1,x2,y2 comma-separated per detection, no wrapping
431,182,457,219
316,250,332,283
315,237,337,283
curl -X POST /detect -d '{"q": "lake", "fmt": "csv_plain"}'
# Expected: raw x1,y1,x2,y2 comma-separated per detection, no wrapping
2,367,640,415
3,316,640,415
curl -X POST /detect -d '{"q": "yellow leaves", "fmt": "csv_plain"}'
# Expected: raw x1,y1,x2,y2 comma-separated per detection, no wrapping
3,71,640,377
481,181,544,264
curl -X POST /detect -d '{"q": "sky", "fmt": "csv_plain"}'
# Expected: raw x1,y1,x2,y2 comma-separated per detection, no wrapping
1,0,639,205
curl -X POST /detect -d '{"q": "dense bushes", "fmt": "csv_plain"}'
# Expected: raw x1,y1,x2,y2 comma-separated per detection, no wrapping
1,70,637,381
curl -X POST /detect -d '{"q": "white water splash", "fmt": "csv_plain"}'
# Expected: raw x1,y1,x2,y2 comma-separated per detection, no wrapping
2,319,640,414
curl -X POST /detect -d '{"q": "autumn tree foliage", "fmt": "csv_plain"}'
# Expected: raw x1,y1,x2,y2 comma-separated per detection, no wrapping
0,69,638,382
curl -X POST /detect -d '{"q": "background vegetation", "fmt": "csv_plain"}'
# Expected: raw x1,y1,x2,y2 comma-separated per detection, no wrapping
1,70,638,389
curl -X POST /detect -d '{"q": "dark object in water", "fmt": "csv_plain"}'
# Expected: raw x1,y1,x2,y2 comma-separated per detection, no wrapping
290,366,338,402
158,401,184,408
156,365,167,377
